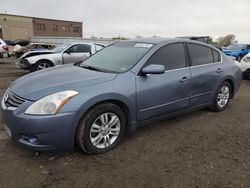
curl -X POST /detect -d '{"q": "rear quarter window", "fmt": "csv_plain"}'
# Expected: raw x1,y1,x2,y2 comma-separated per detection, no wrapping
212,49,221,62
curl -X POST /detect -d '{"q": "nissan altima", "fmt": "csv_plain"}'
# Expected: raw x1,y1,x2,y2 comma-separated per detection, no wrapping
1,38,242,154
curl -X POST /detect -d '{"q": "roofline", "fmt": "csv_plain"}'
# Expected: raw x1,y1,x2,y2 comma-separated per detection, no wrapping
0,13,83,24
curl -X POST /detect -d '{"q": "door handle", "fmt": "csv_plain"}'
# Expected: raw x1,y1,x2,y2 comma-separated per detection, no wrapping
180,77,188,83
216,68,223,73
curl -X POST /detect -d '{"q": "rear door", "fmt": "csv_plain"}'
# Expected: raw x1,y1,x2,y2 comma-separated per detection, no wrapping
63,44,91,64
136,43,192,121
187,43,224,107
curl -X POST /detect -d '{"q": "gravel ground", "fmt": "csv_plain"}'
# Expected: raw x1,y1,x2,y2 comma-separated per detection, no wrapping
1,58,250,188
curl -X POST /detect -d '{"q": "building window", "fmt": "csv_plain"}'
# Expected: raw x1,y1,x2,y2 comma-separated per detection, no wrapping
36,23,46,31
61,25,70,32
73,27,81,33
52,25,58,32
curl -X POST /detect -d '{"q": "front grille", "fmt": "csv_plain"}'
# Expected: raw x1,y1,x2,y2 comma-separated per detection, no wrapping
5,91,26,109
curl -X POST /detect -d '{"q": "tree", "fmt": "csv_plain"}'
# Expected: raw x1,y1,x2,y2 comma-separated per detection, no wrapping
216,34,237,47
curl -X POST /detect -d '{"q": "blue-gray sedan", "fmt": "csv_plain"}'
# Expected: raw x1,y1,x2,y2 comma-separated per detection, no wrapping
1,38,242,154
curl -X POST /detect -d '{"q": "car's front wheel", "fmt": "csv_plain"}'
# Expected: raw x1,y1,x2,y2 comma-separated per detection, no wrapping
76,103,126,154
32,60,53,71
211,82,232,112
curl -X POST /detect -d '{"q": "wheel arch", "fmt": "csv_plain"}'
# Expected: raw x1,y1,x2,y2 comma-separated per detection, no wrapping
74,96,135,137
223,78,235,98
36,59,55,66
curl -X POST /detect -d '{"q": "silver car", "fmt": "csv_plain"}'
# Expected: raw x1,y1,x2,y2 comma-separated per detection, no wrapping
16,42,105,71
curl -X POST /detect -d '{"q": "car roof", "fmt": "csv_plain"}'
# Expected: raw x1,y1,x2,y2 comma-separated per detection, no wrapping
67,42,105,46
120,37,216,47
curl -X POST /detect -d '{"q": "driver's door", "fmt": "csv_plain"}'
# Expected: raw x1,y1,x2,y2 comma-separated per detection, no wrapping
63,44,91,64
136,43,191,121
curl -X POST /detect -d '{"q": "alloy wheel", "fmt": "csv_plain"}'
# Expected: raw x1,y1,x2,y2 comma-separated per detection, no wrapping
37,62,51,70
217,85,230,108
90,113,121,149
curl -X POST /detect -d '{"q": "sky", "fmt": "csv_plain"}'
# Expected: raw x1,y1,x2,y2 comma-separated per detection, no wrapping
0,0,249,43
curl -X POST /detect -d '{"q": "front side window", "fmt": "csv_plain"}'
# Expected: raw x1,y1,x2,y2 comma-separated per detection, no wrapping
80,42,153,73
145,43,187,70
53,43,71,53
69,44,91,53
188,43,214,66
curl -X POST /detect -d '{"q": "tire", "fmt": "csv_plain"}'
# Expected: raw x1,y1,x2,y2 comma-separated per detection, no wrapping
243,69,250,80
76,103,126,154
210,82,232,112
32,60,53,72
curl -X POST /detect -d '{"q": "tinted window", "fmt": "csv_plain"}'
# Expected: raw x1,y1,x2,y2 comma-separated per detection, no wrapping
76,44,91,53
212,49,221,62
146,43,186,70
188,43,214,66
69,44,91,53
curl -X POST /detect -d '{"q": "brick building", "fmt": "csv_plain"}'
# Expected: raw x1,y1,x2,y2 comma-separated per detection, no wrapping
0,13,83,40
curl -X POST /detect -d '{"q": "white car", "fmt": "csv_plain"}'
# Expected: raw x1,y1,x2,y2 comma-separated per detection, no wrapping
238,53,250,79
0,38,10,58
16,42,105,72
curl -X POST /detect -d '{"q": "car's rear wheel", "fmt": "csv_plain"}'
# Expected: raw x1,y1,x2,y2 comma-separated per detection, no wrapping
76,103,126,154
211,82,232,112
34,60,53,71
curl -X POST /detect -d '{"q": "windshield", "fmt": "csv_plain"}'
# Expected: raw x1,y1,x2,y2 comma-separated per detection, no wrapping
53,43,71,53
226,44,245,50
80,42,153,73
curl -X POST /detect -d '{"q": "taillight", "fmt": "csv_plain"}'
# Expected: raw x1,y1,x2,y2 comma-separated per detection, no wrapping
2,45,9,52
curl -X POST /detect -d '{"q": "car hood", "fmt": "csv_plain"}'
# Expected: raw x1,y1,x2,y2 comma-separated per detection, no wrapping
10,65,117,100
20,50,56,59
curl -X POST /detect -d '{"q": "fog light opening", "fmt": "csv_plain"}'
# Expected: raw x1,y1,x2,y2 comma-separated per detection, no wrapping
20,134,39,145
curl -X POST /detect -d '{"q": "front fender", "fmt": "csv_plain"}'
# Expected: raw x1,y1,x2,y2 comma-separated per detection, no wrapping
66,92,136,135
26,55,62,66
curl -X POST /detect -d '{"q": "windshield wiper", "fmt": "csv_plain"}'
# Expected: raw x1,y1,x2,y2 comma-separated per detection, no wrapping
80,65,108,72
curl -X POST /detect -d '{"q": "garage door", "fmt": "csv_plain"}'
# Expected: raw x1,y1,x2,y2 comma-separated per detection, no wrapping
10,27,29,40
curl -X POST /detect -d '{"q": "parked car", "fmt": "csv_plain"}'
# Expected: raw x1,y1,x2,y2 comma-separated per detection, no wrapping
13,43,56,58
223,44,250,61
16,42,105,72
4,40,14,46
12,39,29,46
236,53,250,79
0,38,10,58
1,38,242,154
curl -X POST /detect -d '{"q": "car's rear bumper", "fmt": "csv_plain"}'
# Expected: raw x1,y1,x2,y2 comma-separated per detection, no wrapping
1,98,77,151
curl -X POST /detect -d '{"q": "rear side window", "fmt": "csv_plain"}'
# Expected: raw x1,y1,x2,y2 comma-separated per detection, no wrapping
212,49,221,62
146,43,186,70
188,43,214,66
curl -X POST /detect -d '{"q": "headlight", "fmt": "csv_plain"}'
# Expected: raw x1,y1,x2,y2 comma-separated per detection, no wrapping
25,90,79,115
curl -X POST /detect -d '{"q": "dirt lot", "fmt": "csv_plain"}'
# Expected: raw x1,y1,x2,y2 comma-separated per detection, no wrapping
1,58,250,188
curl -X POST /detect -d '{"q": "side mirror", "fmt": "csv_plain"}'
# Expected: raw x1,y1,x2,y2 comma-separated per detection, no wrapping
142,64,165,76
65,50,71,54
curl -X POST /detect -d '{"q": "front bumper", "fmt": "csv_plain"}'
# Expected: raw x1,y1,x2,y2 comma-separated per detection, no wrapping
16,58,30,70
1,97,77,151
